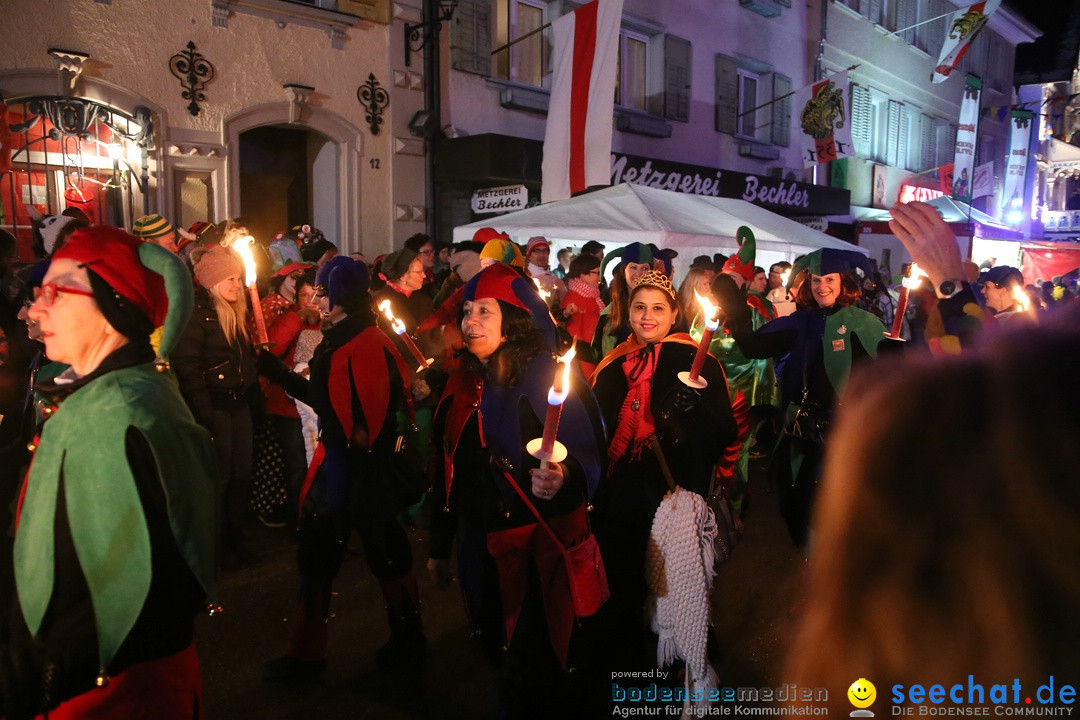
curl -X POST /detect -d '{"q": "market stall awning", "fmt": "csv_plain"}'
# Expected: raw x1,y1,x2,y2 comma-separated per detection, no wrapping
453,183,865,257
854,196,1022,240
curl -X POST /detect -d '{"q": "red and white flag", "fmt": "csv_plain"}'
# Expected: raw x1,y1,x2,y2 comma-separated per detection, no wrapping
541,0,624,204
932,0,1000,84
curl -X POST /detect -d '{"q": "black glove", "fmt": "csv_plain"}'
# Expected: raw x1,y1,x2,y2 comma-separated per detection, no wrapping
710,273,752,331
255,348,292,384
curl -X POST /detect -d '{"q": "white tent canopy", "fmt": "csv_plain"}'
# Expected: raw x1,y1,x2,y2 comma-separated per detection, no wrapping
453,183,866,275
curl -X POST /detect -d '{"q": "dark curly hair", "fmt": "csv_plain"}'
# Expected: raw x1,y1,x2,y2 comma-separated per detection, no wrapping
460,301,545,386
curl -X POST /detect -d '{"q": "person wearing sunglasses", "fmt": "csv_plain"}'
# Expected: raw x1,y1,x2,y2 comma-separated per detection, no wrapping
5,226,216,718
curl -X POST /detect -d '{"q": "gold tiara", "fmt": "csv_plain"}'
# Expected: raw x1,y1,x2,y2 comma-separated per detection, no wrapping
632,269,676,301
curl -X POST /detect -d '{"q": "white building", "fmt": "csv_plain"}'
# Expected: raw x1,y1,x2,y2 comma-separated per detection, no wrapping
0,0,411,259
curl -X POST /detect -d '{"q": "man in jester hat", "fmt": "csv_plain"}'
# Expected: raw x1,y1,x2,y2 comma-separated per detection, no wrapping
712,247,888,548
5,226,217,718
692,226,779,515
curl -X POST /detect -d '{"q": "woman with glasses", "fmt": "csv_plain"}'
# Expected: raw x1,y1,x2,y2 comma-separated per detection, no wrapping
5,226,216,718
404,232,438,298
172,243,260,569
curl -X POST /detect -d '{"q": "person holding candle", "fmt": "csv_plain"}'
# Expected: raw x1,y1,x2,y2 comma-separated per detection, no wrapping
258,255,428,679
588,269,737,687
590,242,656,362
711,248,888,550
173,245,260,569
427,263,605,716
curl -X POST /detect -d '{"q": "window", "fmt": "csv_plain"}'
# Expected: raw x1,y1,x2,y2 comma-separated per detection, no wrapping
715,54,789,145
936,121,956,167
737,69,760,138
903,104,922,171
451,0,494,76
920,113,937,171
617,30,648,111
493,0,549,87
837,0,882,25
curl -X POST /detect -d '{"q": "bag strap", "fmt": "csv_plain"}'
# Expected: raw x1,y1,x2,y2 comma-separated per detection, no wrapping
497,465,569,554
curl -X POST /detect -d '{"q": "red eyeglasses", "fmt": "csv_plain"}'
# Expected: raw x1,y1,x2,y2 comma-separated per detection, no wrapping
33,283,96,307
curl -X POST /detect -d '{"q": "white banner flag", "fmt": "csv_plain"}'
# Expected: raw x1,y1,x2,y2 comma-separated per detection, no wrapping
972,160,994,199
951,75,981,203
933,0,1001,84
795,71,855,168
1001,110,1033,215
541,0,625,203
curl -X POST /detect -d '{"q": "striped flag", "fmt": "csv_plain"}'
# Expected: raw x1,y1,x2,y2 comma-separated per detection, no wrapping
541,0,624,203
932,0,1000,84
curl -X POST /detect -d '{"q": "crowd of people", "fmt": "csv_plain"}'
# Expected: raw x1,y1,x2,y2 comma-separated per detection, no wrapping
0,199,1076,717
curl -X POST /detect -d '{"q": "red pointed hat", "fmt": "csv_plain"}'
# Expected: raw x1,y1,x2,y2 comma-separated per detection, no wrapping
720,226,757,282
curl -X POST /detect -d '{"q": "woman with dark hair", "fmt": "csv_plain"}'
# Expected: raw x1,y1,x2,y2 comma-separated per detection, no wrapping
590,242,654,361
173,244,260,567
712,249,888,549
560,253,604,368
589,270,738,697
260,256,426,680
403,232,437,297
6,226,216,717
428,263,605,716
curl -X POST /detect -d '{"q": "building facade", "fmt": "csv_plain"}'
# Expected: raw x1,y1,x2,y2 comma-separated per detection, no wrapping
0,0,414,259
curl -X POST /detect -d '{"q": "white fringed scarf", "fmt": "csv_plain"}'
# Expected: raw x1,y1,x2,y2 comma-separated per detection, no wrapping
646,487,719,716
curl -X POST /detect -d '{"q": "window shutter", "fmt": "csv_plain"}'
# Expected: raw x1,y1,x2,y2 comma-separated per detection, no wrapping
896,0,916,43
715,54,738,134
664,35,692,123
920,114,936,171
897,103,910,170
886,99,901,167
926,0,947,56
859,0,882,24
851,84,873,157
451,0,492,76
770,73,792,147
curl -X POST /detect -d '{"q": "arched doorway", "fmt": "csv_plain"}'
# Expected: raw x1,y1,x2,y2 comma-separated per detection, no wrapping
237,125,339,246
225,105,363,254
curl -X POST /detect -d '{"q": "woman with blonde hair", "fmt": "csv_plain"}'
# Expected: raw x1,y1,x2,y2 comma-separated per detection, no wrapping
173,244,260,568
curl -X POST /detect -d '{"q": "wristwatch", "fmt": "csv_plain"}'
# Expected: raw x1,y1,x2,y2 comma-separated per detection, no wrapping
936,278,964,299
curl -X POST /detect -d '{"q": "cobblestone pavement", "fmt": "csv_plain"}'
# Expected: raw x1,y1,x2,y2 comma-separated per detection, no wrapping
197,457,806,719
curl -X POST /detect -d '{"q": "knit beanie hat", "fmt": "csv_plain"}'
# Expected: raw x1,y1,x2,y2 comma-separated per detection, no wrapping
600,242,654,281
191,246,245,290
525,236,550,256
316,255,370,312
51,226,193,360
132,214,175,240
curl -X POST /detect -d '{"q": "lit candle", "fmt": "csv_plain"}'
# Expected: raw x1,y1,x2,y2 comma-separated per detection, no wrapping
377,299,431,370
688,290,721,383
540,346,576,457
889,263,927,340
232,234,268,346
1011,285,1033,315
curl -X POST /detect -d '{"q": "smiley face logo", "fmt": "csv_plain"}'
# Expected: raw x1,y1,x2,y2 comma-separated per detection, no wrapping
848,678,877,709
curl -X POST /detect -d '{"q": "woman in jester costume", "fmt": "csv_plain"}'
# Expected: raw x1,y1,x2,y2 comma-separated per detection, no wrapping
712,248,888,550
3,226,217,718
692,227,779,516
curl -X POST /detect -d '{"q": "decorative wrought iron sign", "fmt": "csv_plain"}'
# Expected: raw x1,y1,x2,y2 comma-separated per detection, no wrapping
169,41,215,117
357,74,390,135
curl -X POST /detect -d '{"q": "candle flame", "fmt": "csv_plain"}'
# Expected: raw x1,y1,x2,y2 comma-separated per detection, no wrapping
1012,285,1031,312
231,234,258,286
694,289,721,330
547,345,577,405
780,269,791,287
533,277,550,301
377,299,407,335
902,262,929,290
